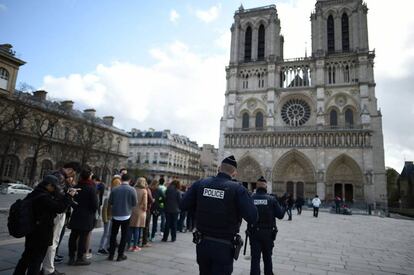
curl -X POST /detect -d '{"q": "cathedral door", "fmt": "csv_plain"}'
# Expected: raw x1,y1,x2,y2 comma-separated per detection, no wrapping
296,182,304,198
344,184,353,202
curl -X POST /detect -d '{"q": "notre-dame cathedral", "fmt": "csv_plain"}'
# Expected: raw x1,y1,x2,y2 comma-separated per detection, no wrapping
218,0,387,208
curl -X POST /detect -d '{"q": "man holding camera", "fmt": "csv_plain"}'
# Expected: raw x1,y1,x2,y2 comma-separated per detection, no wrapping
14,175,78,275
247,176,285,275
180,155,258,275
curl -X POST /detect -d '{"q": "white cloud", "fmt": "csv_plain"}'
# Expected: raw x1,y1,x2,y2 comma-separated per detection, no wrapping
214,29,231,50
169,9,180,23
41,41,227,146
195,4,221,23
0,3,7,12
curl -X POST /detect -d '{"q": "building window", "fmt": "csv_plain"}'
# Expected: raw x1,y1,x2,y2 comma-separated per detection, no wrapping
242,75,249,89
40,160,53,179
342,13,350,52
328,66,336,84
258,74,265,88
0,67,9,90
23,158,33,179
344,65,350,82
255,112,264,129
257,24,265,60
244,26,252,61
327,15,335,53
345,108,354,127
153,153,158,164
330,110,338,127
242,113,249,129
3,156,18,178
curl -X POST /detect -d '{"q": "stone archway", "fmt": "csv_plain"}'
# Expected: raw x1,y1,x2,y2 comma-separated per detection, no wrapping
326,154,364,202
272,150,316,199
237,156,263,191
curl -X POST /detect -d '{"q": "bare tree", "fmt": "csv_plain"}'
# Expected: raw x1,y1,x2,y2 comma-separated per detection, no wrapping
0,97,30,181
75,117,104,168
27,111,59,184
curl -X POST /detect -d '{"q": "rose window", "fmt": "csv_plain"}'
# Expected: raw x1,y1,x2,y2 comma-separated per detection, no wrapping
281,99,311,126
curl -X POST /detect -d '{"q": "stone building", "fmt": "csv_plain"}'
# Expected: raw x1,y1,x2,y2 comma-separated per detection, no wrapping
128,129,201,185
200,144,219,178
218,0,387,208
0,44,129,185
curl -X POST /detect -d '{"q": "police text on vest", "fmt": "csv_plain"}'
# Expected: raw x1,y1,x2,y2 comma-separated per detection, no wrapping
203,188,225,199
254,199,268,205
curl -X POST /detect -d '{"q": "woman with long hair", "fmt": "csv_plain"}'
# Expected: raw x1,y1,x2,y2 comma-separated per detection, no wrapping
128,177,148,251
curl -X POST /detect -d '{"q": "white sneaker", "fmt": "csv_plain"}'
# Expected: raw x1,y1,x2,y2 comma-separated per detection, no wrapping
85,253,92,259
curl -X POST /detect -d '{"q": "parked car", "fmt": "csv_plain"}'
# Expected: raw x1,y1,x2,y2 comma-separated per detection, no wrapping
1,183,33,194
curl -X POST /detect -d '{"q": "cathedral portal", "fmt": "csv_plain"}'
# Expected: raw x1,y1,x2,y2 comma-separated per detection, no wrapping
272,150,316,199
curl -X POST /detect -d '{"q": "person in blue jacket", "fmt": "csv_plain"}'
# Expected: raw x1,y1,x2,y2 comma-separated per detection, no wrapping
248,176,285,275
180,155,258,275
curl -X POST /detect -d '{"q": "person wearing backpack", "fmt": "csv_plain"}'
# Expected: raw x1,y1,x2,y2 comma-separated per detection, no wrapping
13,175,76,275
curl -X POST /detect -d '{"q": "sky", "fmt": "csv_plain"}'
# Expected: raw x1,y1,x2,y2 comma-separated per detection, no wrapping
1,0,413,171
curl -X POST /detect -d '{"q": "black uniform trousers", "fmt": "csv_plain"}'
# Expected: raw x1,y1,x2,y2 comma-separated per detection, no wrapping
250,229,274,275
14,234,49,275
196,239,233,275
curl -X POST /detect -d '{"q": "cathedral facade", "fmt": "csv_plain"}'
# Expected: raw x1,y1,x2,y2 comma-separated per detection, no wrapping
218,0,387,208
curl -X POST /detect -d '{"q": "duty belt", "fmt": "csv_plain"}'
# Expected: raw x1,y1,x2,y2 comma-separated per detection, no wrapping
203,236,233,246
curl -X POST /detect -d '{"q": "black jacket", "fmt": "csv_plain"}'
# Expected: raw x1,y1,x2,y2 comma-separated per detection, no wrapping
69,180,98,231
28,185,72,245
165,185,181,214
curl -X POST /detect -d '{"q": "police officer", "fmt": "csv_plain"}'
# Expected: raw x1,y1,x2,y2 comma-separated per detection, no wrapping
180,155,258,275
248,176,285,275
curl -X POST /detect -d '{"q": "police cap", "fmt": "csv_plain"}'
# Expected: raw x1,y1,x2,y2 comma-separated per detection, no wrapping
222,155,237,168
257,176,267,183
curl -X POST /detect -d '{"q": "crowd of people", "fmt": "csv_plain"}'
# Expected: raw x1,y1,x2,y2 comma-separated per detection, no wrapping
12,163,198,275
12,158,329,275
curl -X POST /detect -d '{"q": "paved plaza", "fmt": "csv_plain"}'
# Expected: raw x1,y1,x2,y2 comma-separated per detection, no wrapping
0,211,413,275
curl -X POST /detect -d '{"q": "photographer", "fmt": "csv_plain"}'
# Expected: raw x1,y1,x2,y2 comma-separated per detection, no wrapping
14,175,77,275
42,162,79,275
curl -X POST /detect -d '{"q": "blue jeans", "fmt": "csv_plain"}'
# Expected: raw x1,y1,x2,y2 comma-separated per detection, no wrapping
178,211,187,232
128,227,142,247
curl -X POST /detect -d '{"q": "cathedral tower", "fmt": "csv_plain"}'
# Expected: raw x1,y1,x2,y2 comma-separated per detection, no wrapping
219,0,387,209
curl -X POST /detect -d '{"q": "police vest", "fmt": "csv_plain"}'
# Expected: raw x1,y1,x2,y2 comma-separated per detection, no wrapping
195,177,240,239
251,193,275,229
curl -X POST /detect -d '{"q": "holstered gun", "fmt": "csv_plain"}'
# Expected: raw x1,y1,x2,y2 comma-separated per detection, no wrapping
232,234,243,260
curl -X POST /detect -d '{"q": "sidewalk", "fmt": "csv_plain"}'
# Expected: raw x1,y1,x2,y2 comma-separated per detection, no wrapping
1,211,414,275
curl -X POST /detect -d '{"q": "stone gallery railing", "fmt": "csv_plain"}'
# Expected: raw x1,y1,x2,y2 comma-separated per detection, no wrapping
224,127,371,148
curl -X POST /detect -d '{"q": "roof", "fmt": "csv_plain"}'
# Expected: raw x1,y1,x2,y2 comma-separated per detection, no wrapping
10,90,129,137
400,161,414,179
128,129,199,149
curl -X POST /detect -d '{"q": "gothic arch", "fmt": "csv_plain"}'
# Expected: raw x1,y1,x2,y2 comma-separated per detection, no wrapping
272,150,316,198
253,18,269,29
237,156,263,183
326,154,364,201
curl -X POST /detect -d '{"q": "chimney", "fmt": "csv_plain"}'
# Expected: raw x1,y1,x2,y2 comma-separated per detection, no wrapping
33,90,47,101
83,108,96,117
103,116,114,126
61,100,74,111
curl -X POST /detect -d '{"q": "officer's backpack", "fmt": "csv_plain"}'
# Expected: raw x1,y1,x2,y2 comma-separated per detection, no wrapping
7,194,39,238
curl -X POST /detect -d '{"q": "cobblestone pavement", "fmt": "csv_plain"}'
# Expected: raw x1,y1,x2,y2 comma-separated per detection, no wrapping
0,211,413,275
